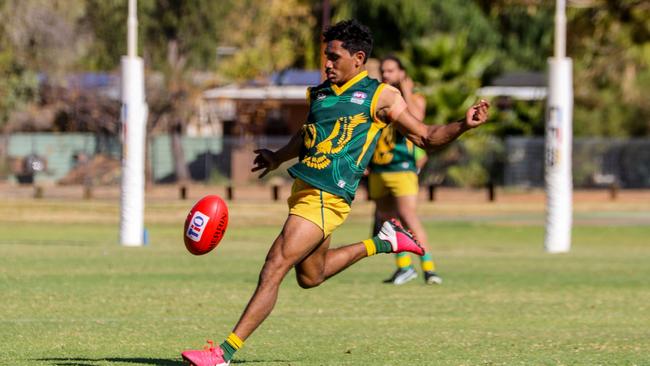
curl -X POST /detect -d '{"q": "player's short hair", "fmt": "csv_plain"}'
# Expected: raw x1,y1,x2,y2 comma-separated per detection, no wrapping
381,55,405,71
323,19,373,64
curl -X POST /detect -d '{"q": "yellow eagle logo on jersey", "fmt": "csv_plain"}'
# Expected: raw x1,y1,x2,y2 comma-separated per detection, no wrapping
302,113,368,170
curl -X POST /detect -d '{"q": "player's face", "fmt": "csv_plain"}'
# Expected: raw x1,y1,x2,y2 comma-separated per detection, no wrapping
325,40,365,85
381,59,404,87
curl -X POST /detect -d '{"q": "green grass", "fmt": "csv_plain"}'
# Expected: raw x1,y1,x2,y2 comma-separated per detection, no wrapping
1,199,649,365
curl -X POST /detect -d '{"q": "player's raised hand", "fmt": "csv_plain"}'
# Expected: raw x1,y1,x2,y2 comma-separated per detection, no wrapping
464,99,490,128
399,76,414,94
252,149,279,179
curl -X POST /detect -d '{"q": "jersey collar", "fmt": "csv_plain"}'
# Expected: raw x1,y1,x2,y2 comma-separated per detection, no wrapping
331,70,368,96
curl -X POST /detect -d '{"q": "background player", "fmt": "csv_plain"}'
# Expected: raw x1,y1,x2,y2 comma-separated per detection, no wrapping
368,55,442,285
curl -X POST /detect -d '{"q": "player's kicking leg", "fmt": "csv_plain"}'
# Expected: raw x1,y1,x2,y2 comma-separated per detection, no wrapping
181,215,424,365
295,217,424,287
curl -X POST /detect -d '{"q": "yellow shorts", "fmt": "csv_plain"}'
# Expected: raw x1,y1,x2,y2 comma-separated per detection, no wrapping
368,171,419,200
287,178,351,237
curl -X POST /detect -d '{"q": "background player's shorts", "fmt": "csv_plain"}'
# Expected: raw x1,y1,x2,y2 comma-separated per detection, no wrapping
288,178,351,237
368,171,419,200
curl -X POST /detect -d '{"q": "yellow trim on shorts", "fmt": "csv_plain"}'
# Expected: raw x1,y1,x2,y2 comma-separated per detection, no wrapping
368,171,419,200
287,179,350,237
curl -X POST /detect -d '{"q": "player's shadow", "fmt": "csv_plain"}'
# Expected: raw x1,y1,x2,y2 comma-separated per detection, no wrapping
36,357,183,366
37,357,287,365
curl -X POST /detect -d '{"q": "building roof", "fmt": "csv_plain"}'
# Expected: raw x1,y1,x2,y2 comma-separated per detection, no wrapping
270,69,320,86
203,84,309,101
203,69,320,101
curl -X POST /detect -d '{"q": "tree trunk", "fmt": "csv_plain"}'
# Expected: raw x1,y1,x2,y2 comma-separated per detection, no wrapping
0,132,8,180
171,124,190,182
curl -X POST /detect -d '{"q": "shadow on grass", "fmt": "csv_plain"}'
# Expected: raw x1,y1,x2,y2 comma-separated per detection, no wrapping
37,357,289,365
36,358,183,366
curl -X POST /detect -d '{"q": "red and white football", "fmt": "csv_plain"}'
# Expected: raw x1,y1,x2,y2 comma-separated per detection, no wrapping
183,195,229,255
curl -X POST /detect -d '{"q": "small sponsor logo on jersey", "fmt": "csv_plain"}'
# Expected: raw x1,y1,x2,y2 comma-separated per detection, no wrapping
350,91,367,105
401,162,410,169
316,93,326,101
337,180,346,188
186,211,210,242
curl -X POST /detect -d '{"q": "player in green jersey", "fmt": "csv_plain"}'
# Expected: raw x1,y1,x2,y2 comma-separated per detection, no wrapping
368,55,442,285
181,19,490,366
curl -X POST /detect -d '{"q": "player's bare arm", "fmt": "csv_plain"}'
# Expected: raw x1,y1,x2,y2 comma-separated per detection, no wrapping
375,85,490,151
252,130,303,178
399,77,426,121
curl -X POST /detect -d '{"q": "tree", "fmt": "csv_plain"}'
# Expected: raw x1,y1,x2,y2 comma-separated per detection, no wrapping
0,0,90,76
568,0,650,137
81,0,233,182
139,0,231,182
216,0,317,80
332,0,498,58
400,33,500,187
400,34,495,125
0,0,91,128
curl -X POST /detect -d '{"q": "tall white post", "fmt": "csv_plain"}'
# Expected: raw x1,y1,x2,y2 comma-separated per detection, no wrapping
544,0,573,253
120,0,147,246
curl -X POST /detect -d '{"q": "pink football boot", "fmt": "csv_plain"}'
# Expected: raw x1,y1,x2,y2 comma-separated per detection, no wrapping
378,219,425,256
182,340,229,366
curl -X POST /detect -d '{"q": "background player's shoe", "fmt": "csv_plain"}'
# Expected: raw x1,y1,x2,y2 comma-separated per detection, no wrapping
383,266,418,285
182,341,230,366
424,271,443,285
378,219,425,256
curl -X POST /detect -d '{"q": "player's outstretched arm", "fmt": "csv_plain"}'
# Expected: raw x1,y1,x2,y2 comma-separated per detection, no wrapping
376,85,489,151
252,130,303,178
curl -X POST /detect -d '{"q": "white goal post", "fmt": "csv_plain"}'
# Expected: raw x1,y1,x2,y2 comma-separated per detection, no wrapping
120,0,147,246
544,0,573,253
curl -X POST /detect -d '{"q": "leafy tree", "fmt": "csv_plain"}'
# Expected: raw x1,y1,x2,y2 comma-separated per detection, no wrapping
476,0,554,72
216,0,317,80
0,51,39,129
400,33,495,125
78,0,128,71
569,0,650,137
139,0,231,182
332,0,498,58
0,0,90,76
0,0,90,129
399,33,499,187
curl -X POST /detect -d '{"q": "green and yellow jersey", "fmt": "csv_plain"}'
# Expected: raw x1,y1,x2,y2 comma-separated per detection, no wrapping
369,124,420,173
287,71,387,204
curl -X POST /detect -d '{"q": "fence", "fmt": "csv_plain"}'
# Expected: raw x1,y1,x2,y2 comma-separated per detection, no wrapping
505,137,650,188
3,133,650,188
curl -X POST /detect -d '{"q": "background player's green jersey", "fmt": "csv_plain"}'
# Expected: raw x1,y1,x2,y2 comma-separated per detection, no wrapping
368,124,419,173
288,71,387,204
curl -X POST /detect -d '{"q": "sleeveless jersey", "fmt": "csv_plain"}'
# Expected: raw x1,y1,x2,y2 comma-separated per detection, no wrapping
287,71,388,203
368,124,418,173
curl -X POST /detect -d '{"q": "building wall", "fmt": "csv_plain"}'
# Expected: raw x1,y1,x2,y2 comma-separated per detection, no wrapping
7,133,98,183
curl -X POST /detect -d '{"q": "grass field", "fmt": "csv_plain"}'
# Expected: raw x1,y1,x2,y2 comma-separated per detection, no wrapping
1,195,649,366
